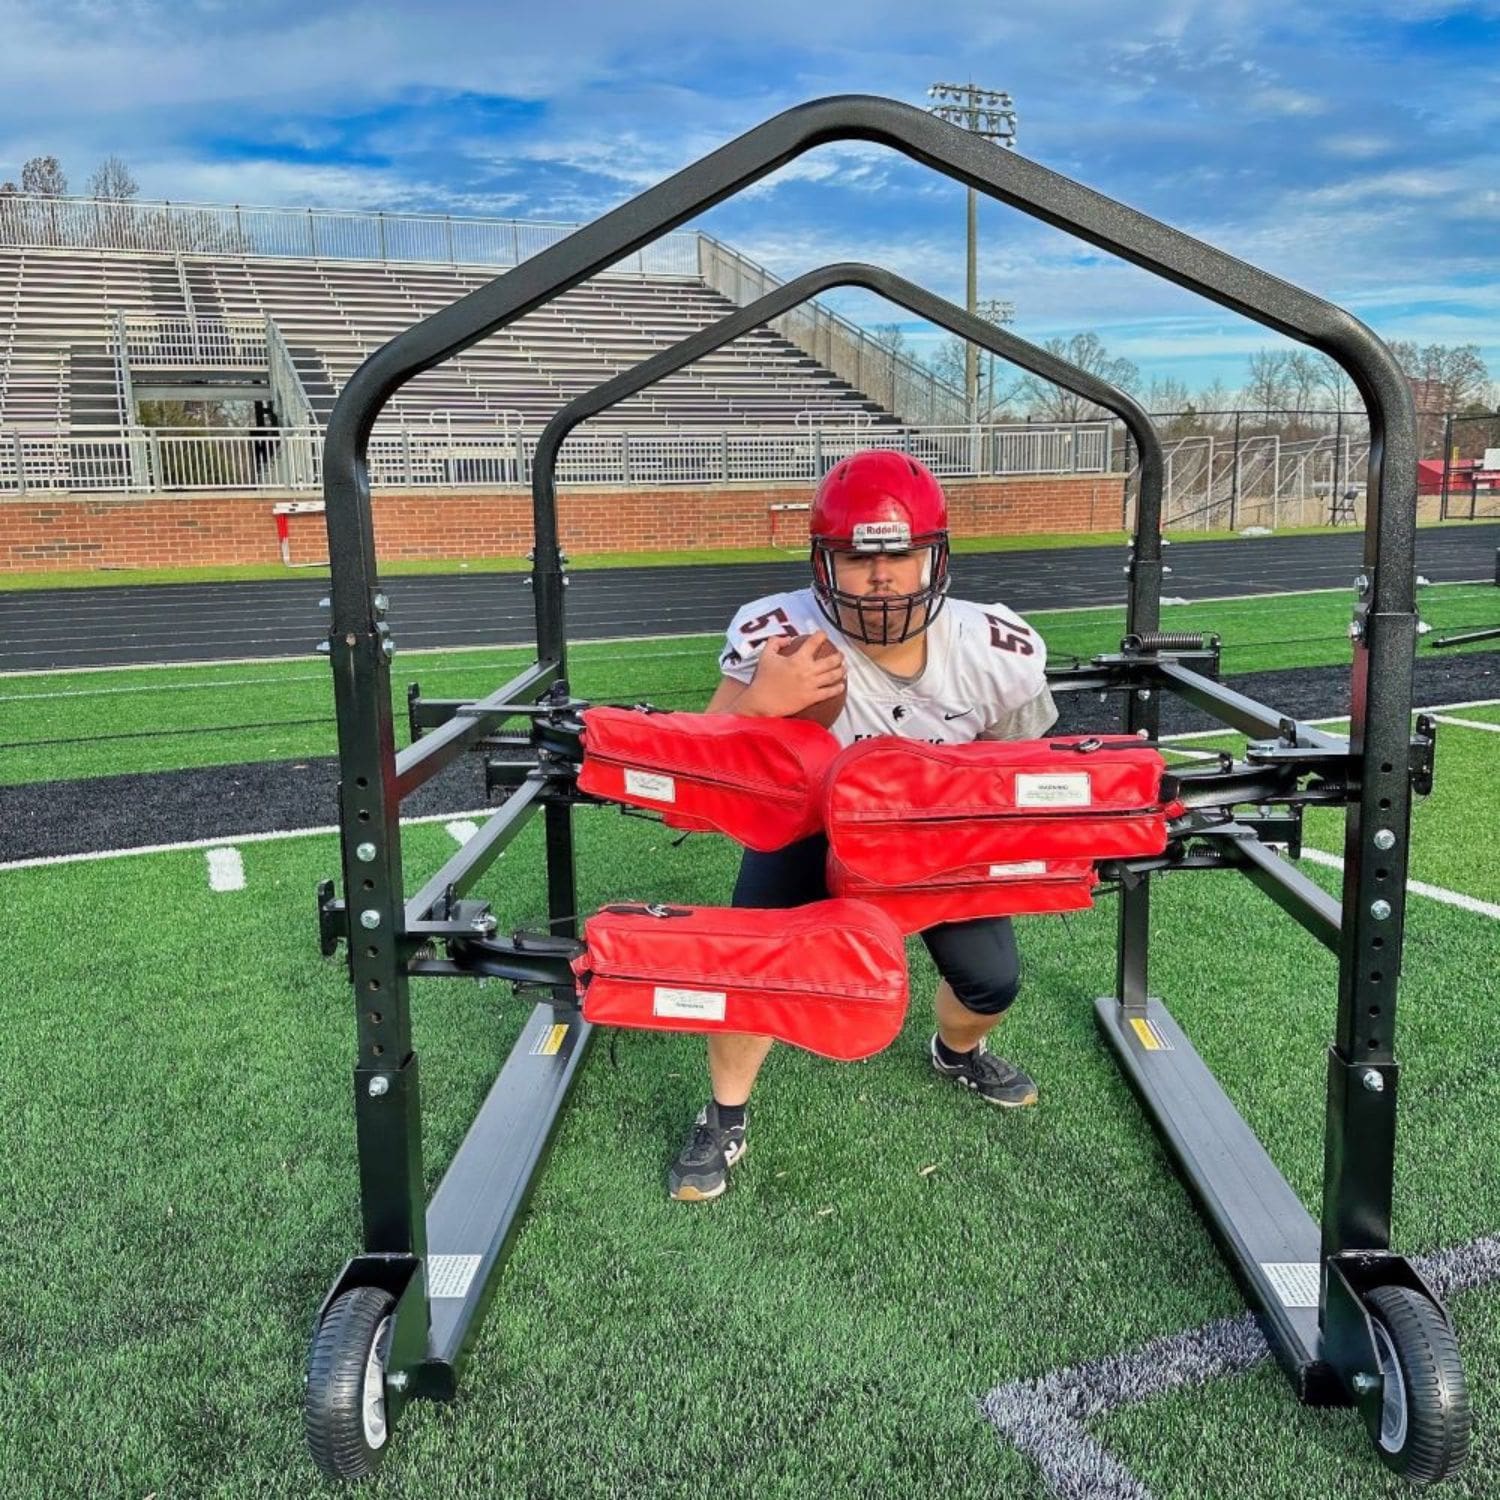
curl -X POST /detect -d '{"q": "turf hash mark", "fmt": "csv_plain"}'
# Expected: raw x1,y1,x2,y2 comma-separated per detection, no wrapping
204,846,246,891
982,1234,1500,1499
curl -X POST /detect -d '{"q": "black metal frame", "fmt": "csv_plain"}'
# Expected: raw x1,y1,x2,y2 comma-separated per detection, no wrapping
314,93,1445,1465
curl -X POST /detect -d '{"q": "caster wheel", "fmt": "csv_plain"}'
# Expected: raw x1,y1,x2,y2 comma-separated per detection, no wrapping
1364,1285,1471,1485
305,1286,397,1481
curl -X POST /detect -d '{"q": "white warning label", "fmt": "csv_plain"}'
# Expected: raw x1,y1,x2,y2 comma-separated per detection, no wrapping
625,769,676,803
1261,1262,1321,1308
1015,772,1092,808
988,861,1048,878
428,1254,482,1299
653,987,727,1021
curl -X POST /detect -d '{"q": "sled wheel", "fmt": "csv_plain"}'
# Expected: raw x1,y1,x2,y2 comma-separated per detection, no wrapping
305,1286,397,1481
1363,1284,1470,1485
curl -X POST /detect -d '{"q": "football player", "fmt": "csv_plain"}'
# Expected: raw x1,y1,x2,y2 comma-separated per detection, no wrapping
669,448,1058,1201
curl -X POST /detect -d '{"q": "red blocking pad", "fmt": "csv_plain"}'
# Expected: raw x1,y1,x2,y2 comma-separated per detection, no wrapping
824,734,1173,886
826,851,1098,935
578,706,841,852
573,899,909,1061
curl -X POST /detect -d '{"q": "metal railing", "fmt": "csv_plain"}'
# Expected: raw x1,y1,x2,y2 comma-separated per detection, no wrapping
118,315,268,368
0,193,701,275
0,419,1112,495
697,235,968,427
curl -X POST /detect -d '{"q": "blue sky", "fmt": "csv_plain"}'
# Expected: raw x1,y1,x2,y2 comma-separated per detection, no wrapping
5,0,1499,395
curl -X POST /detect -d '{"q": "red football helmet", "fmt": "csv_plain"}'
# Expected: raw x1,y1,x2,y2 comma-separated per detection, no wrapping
809,449,951,644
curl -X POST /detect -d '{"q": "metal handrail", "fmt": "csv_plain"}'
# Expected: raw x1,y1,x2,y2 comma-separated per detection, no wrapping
0,192,700,273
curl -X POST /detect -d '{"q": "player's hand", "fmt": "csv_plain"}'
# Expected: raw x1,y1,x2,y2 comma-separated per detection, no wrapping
741,631,846,717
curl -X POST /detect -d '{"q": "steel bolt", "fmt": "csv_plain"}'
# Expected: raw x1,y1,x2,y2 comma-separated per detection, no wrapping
388,1370,409,1392
1136,689,1152,701
318,596,331,610
367,1076,390,1098
1121,565,1132,576
355,842,377,863
1354,573,1371,596
1373,828,1396,851
1361,1069,1385,1093
1352,1372,1380,1394
381,638,396,660
1348,619,1364,642
1370,899,1392,920
372,592,390,615
470,912,497,934
359,909,382,930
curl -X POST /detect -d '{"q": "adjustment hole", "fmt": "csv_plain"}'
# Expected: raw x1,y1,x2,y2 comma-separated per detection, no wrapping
367,978,381,992
366,946,379,959
1368,1038,1380,1050
1375,867,1388,881
1372,936,1385,950
368,1011,383,1025
355,776,368,789
357,810,371,824
372,1044,385,1057
1368,1005,1381,1019
1378,798,1391,810
361,879,374,891
1369,970,1383,983
1380,762,1393,774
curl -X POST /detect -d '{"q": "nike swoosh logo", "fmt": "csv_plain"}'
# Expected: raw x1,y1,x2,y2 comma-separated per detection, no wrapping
943,708,974,721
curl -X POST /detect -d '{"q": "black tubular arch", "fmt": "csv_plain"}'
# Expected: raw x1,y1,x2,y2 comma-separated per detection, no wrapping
323,92,1414,631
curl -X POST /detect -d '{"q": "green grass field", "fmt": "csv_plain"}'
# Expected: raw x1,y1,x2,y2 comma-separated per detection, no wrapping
3,632,1498,1494
2,582,1497,786
9,517,1492,592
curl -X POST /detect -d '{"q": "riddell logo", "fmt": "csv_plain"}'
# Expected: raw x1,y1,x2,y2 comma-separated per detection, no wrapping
892,705,908,722
852,521,911,547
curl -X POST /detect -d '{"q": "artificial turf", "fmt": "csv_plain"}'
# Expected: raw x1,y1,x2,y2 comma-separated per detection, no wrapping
3,721,1498,1496
2,583,1497,786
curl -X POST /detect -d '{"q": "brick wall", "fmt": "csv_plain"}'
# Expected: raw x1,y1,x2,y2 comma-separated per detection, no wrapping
0,474,1127,573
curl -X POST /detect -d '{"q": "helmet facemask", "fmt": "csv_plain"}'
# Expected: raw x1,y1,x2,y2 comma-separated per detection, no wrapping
811,533,951,646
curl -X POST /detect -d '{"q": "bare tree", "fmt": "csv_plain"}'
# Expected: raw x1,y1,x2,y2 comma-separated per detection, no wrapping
88,155,139,201
1241,349,1293,416
20,155,67,195
1309,351,1356,411
1015,332,1140,421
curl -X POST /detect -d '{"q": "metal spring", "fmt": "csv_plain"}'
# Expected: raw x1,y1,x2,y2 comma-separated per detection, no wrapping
1123,630,1211,653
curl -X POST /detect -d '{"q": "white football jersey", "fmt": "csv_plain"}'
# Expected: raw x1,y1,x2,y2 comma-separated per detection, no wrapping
718,587,1056,747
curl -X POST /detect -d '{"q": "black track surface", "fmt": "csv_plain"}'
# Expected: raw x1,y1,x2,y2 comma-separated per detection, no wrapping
5,652,1494,865
3,525,1496,673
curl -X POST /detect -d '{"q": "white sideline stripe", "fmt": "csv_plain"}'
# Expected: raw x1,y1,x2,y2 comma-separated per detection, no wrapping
2,702,1495,876
0,628,720,680
205,846,245,892
0,642,715,699
1157,697,1500,747
982,1233,1500,1499
446,819,479,845
1431,714,1500,734
0,807,494,874
1298,846,1500,920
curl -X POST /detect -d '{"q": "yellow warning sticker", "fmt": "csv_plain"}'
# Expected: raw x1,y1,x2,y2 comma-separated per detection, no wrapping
1129,1017,1171,1052
531,1023,569,1057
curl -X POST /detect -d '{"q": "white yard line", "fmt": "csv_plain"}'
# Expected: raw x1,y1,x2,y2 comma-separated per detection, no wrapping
1430,714,1500,734
0,807,495,874
982,1233,1500,1499
1298,847,1500,921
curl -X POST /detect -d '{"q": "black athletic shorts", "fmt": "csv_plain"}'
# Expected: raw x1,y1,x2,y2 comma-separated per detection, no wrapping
731,834,1021,1016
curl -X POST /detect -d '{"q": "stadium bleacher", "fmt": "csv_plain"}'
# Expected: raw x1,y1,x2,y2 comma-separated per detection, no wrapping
0,243,896,433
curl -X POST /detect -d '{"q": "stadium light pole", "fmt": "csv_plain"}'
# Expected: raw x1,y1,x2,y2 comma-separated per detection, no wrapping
977,295,1016,420
927,82,1018,422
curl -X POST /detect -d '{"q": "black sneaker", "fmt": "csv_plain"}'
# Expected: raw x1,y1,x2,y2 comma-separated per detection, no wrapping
667,1102,748,1202
929,1034,1039,1108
